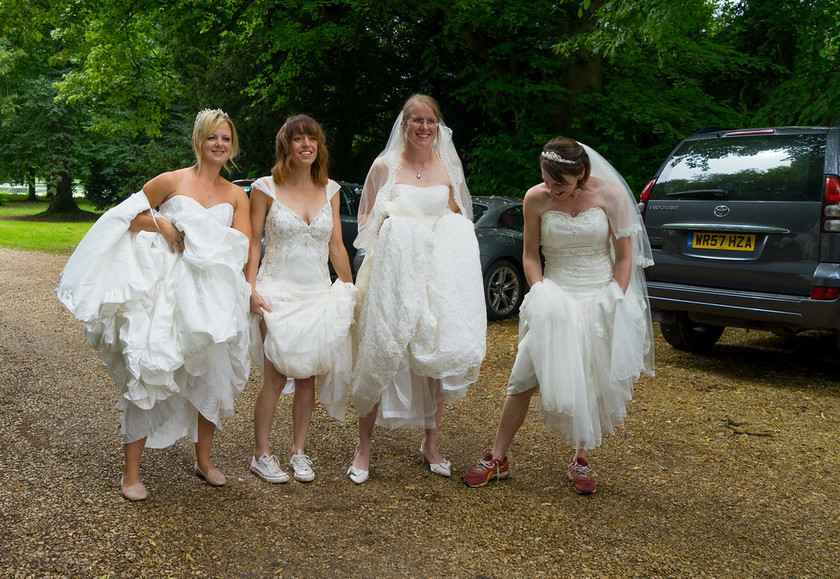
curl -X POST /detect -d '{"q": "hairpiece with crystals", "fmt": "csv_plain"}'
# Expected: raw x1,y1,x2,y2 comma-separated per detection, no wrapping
541,150,576,164
195,108,229,123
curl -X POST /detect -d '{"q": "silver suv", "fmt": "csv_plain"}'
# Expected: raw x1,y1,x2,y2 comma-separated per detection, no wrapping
639,124,840,351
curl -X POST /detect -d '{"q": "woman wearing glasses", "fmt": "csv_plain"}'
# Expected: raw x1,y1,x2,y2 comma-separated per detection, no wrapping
348,94,486,483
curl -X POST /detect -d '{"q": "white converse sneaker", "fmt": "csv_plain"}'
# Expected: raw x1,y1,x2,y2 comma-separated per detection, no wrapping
250,453,290,483
289,450,315,482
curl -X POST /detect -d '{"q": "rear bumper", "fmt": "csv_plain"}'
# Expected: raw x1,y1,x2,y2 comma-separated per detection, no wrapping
647,281,840,332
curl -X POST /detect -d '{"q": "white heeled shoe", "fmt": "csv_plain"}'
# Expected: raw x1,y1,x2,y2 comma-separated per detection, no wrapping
346,465,369,484
419,444,452,478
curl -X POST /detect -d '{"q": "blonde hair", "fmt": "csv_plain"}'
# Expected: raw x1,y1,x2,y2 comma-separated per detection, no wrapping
191,109,239,173
270,114,330,186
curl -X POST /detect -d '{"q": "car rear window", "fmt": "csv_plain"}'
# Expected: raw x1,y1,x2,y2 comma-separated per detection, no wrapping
650,134,826,202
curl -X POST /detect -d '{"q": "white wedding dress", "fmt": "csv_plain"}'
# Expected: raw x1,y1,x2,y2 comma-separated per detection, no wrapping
508,208,650,449
352,183,486,428
249,177,357,421
56,192,251,448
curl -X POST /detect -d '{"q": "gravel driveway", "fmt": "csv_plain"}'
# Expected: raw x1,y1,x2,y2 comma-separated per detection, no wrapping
1,247,838,578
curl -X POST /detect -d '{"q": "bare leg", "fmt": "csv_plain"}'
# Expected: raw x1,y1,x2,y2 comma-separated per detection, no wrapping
123,437,146,486
421,379,445,463
489,387,537,459
574,445,588,462
353,403,378,471
253,359,288,459
195,413,216,474
291,377,315,455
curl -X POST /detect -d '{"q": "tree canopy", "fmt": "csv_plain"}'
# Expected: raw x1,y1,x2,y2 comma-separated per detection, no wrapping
1,0,839,210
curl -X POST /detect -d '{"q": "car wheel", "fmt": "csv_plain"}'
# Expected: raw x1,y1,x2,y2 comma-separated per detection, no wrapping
659,313,725,352
484,260,523,321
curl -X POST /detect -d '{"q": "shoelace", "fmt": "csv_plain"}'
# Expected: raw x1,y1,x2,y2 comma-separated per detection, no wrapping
265,454,284,472
570,462,594,477
477,458,503,479
291,454,312,469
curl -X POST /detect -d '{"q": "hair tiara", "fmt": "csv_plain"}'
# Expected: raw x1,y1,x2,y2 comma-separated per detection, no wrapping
195,108,229,123
541,151,575,164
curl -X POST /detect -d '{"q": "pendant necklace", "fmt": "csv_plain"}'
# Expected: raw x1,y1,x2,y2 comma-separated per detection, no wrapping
410,156,432,180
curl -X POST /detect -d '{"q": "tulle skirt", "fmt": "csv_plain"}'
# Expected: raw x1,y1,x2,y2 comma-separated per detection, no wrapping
508,276,649,450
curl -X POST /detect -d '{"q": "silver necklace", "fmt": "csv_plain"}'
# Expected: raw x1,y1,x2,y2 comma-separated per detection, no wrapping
409,156,432,180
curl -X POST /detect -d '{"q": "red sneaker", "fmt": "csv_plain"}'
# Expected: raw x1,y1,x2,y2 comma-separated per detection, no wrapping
567,457,597,494
463,453,510,488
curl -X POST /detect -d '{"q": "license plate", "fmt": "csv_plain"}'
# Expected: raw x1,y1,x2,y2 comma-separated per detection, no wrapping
688,232,755,251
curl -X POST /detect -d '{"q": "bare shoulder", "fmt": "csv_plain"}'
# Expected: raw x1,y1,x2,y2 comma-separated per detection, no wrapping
523,183,549,212
143,168,189,205
222,179,249,208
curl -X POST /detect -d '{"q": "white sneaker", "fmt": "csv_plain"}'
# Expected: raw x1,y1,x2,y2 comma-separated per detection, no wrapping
289,450,315,482
250,453,290,483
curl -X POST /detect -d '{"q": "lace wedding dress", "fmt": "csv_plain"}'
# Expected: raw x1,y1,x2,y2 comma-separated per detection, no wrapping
249,177,357,421
352,183,486,428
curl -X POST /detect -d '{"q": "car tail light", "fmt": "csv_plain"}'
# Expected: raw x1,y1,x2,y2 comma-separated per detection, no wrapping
822,175,840,232
638,179,656,219
811,286,840,300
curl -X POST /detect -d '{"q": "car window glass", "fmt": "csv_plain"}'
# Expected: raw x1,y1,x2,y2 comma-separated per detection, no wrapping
472,203,488,223
499,206,524,231
339,185,361,216
651,134,826,202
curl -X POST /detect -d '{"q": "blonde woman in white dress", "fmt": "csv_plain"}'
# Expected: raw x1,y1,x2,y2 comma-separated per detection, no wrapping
348,95,486,483
57,110,252,501
246,115,356,484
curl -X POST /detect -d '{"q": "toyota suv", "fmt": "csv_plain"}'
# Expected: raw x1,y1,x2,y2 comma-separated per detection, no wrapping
639,123,840,351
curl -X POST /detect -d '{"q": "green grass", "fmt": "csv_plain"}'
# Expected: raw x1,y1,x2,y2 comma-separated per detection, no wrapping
0,195,102,254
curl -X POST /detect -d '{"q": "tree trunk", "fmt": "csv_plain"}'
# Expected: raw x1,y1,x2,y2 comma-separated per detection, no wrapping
26,167,37,201
46,170,79,213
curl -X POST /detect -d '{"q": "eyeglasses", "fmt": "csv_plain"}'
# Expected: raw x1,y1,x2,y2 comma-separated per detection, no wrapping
408,118,438,127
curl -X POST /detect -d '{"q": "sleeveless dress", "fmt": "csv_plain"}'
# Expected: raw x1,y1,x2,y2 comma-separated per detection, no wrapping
56,192,251,448
250,177,357,421
352,184,486,428
507,208,649,450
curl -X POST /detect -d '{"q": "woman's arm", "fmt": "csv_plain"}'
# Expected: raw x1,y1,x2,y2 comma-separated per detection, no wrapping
521,188,545,287
328,193,354,283
130,171,183,253
245,185,271,314
612,234,633,293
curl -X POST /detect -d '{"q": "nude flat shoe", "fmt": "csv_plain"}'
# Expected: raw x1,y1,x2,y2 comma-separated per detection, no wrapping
194,462,226,487
120,477,148,501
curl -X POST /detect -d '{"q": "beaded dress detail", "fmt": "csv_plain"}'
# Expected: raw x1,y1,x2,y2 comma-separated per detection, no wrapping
250,177,357,421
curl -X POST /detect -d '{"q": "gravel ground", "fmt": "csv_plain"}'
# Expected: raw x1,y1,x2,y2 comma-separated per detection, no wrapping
1,246,839,578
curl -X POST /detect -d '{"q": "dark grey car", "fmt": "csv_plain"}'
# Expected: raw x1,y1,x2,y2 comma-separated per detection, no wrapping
472,196,528,320
639,123,840,351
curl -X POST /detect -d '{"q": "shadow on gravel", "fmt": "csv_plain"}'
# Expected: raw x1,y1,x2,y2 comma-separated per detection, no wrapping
661,329,840,391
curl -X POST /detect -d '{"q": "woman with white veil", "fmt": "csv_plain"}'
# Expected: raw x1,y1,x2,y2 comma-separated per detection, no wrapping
348,94,486,483
463,137,654,494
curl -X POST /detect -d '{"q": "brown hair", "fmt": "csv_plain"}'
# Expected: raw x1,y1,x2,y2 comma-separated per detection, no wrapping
540,137,590,190
270,114,329,186
192,109,239,173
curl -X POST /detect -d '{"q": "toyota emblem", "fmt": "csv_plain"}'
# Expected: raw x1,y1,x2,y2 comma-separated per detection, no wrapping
714,205,730,217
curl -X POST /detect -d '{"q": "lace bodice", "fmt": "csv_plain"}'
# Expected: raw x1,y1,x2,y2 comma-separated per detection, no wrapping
160,195,234,227
541,207,613,289
256,193,333,289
